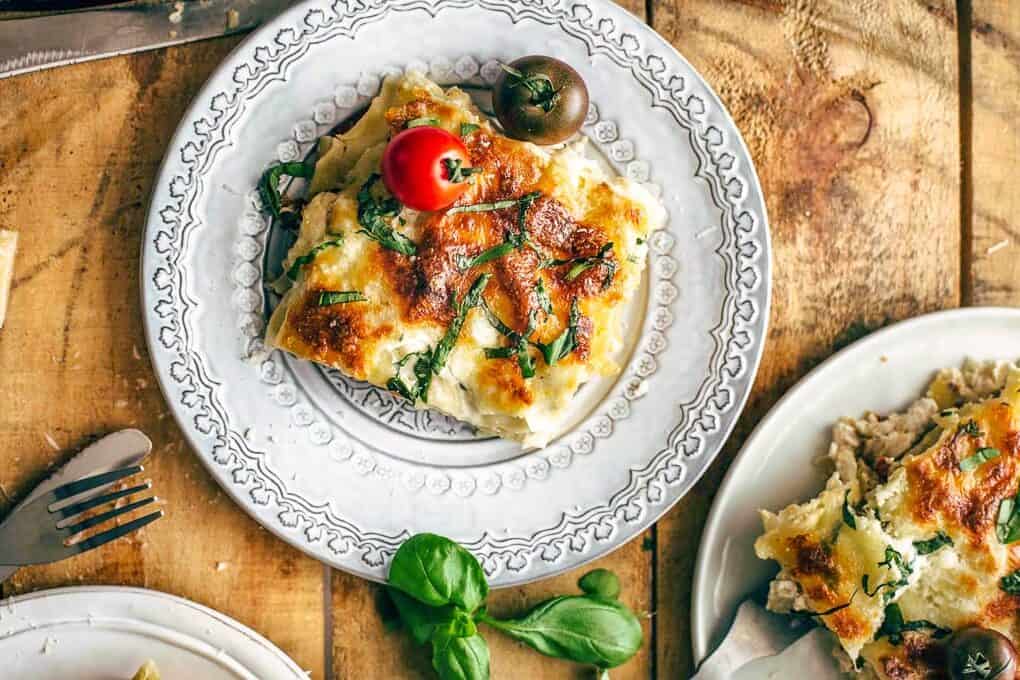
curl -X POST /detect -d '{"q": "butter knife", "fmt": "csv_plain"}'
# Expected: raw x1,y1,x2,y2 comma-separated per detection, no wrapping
0,0,291,80
0,428,152,582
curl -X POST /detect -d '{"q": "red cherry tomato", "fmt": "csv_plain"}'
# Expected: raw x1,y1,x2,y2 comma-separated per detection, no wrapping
381,126,476,211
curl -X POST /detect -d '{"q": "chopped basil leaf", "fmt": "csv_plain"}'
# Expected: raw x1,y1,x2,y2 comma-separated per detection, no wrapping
445,191,541,216
962,419,983,437
842,490,857,530
550,243,617,290
863,546,913,601
874,603,950,646
1001,568,1020,595
356,174,415,256
960,447,1000,472
483,346,517,359
456,242,517,271
317,290,367,305
258,161,315,217
535,278,553,314
460,122,480,137
430,274,490,379
940,408,958,417
535,298,580,366
386,350,433,403
443,157,481,184
286,238,344,281
499,63,560,113
997,489,1020,544
913,531,952,555
405,117,439,128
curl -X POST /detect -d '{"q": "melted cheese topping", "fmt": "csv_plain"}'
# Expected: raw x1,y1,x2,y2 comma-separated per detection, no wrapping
266,73,664,447
757,366,1020,675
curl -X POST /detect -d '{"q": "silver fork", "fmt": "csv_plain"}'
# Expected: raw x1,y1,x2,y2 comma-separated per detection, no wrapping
0,465,162,566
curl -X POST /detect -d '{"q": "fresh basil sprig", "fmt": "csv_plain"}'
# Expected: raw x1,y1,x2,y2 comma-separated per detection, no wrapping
356,174,416,256
386,533,643,680
258,161,315,217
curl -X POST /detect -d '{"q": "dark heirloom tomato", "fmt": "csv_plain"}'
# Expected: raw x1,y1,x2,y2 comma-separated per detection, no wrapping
946,627,1018,680
381,126,478,211
493,55,589,145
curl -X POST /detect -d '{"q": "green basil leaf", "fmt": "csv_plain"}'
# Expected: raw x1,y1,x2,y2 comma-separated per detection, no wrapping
913,531,953,555
356,174,415,255
961,419,983,437
387,533,489,612
387,589,458,645
387,349,433,403
1001,568,1020,596
286,238,344,281
535,298,580,366
429,274,490,378
996,488,1020,544
960,447,1001,472
842,490,857,530
460,122,480,137
516,338,536,379
874,603,950,646
535,278,552,314
406,117,440,128
446,192,540,216
317,290,367,305
577,569,621,601
456,242,516,271
480,595,642,669
258,161,315,217
483,346,517,359
431,632,490,680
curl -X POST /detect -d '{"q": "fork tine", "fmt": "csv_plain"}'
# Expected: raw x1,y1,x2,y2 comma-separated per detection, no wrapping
62,496,158,535
52,465,143,501
71,510,163,554
55,482,151,519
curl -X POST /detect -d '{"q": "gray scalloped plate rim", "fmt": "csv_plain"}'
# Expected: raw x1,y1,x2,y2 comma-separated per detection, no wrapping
141,0,772,587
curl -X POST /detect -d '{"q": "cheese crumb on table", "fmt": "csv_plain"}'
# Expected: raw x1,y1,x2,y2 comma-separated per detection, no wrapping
0,230,17,328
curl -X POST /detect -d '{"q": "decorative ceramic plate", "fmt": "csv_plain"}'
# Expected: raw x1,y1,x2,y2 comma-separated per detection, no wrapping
142,0,770,585
690,307,1020,666
0,586,306,679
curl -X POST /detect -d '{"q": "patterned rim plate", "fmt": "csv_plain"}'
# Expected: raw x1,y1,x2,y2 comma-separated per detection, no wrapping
141,0,771,585
0,586,305,678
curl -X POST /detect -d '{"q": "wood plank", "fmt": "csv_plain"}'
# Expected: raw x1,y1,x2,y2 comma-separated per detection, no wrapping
969,1,1020,305
649,0,961,675
0,40,326,678
332,533,654,679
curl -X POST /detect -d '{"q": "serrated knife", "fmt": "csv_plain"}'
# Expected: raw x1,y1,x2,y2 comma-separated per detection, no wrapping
0,0,291,80
0,428,152,582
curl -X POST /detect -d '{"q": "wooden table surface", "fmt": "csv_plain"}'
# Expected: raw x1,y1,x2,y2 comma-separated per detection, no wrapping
0,1,1017,677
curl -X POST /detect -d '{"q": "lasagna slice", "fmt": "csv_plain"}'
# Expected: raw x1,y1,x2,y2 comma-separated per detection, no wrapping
756,361,1020,678
266,73,664,447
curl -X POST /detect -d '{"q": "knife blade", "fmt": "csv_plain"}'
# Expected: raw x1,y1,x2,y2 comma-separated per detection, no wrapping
0,0,292,80
0,428,152,582
731,628,844,680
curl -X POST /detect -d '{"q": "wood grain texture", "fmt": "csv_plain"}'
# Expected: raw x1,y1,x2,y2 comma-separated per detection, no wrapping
650,0,961,675
969,1,1020,305
331,534,654,680
0,40,326,677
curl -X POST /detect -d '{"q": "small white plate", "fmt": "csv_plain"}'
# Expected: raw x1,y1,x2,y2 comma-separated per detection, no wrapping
0,586,306,679
691,307,1020,665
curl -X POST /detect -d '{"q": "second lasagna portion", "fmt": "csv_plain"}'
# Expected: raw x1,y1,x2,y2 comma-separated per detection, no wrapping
266,72,664,448
756,360,1020,679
